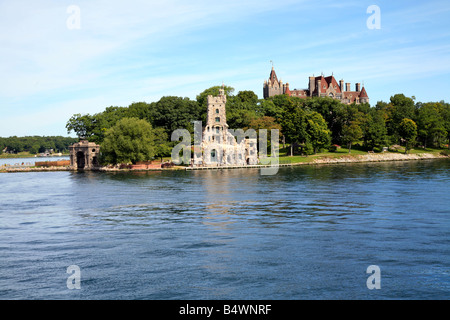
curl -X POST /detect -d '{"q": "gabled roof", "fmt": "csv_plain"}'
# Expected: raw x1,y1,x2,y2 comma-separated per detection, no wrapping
314,75,341,94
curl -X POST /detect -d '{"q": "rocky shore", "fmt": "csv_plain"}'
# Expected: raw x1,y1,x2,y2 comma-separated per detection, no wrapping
311,152,447,165
1,152,448,173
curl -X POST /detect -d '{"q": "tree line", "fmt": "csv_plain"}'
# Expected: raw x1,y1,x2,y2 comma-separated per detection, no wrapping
0,136,78,155
65,86,450,164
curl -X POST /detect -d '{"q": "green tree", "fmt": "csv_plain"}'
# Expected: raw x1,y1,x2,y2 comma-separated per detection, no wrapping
398,118,417,154
236,90,259,105
342,121,363,153
439,102,450,148
334,103,365,146
363,109,388,150
416,102,447,148
150,96,200,135
280,99,308,156
66,113,96,139
305,111,331,154
387,94,416,141
101,118,156,164
247,116,281,132
305,97,342,143
152,127,172,160
255,98,283,120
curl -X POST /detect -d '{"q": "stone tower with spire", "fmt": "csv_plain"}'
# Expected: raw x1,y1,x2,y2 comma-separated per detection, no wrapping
263,66,285,99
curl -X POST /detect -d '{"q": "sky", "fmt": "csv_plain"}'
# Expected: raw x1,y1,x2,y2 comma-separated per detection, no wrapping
1,0,450,137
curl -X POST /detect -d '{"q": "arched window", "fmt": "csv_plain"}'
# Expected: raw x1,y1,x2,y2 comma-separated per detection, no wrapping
215,109,219,114
211,149,217,162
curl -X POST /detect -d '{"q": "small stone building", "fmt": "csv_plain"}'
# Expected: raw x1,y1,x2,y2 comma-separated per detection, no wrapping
69,140,101,170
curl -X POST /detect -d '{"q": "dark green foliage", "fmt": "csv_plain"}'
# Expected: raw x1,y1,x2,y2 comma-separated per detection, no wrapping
0,136,78,154
101,118,156,164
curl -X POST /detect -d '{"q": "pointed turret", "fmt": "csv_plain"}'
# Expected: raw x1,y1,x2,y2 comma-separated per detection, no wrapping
268,66,279,86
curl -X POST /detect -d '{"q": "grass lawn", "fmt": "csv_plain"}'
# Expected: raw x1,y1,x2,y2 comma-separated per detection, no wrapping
0,151,35,159
277,147,369,164
276,146,447,165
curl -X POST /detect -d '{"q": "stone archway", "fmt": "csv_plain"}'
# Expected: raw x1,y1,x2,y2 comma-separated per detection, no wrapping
69,140,101,170
76,151,85,169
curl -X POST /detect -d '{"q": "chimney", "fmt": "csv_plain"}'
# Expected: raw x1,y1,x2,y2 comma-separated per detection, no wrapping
309,77,315,96
317,79,322,96
345,83,350,92
339,80,344,92
356,83,361,92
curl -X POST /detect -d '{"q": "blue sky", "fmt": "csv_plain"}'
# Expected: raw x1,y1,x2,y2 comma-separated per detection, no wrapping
1,0,450,137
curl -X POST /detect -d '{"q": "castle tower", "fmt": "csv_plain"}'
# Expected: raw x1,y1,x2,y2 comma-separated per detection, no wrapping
263,66,284,99
360,86,369,104
206,85,227,128
195,85,258,167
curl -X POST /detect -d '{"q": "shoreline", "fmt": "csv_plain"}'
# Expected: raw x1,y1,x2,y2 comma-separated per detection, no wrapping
1,152,448,173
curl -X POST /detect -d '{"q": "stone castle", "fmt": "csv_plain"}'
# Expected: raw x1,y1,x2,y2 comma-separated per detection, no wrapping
263,66,369,104
193,85,258,167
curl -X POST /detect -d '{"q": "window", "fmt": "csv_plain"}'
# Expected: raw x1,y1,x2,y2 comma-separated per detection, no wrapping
215,109,219,114
215,117,220,123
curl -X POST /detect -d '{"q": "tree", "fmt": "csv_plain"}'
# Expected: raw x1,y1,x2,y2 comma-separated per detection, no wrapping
236,90,259,105
66,113,95,139
247,116,282,153
101,118,156,164
387,94,416,140
334,102,365,146
150,96,200,135
398,118,417,154
247,116,281,132
305,97,342,143
227,108,257,129
152,127,172,160
439,102,450,149
305,111,331,154
280,99,308,156
416,103,446,148
342,121,363,153
255,98,283,120
363,109,388,150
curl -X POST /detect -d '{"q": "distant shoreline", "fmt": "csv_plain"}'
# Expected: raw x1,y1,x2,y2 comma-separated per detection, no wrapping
1,152,448,173
0,153,70,159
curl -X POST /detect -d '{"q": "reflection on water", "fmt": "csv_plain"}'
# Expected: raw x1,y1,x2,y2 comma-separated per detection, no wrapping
0,159,449,299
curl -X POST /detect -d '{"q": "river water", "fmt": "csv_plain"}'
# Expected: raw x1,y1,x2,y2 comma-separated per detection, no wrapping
0,159,449,299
